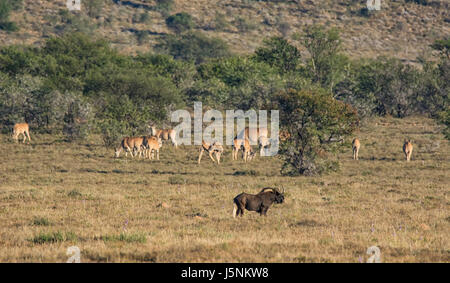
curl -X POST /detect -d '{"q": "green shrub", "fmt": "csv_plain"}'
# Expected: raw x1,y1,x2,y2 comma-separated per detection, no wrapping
31,231,77,244
277,89,358,176
156,31,231,64
0,0,21,32
254,37,301,74
155,0,174,16
100,233,147,243
165,12,194,33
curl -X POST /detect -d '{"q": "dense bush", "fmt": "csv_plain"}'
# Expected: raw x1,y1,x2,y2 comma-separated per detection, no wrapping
165,13,194,33
254,37,301,74
155,0,174,16
156,31,231,64
276,89,359,176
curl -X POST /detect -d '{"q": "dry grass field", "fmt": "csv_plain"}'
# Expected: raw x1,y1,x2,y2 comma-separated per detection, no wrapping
0,116,448,262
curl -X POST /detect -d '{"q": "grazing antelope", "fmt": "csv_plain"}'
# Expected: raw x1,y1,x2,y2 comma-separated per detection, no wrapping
155,128,177,148
352,138,360,160
13,123,31,143
115,137,132,158
144,136,162,160
232,138,254,162
403,140,413,162
115,137,145,158
198,140,224,164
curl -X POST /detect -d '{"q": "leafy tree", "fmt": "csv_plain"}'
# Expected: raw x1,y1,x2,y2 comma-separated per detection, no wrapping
254,37,301,74
276,89,358,175
195,56,281,108
301,25,349,91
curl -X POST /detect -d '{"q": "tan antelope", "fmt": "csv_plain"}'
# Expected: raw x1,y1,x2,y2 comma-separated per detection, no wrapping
232,138,254,162
115,137,132,158
403,140,413,162
144,136,162,160
13,123,31,143
115,136,145,158
352,138,360,160
198,140,224,164
236,127,268,157
155,128,178,148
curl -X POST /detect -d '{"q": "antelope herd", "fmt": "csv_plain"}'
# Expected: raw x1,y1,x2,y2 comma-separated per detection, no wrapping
10,123,415,162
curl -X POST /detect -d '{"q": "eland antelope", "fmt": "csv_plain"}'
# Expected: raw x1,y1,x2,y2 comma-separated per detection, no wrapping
144,136,162,160
155,128,178,148
236,127,268,157
13,123,31,144
198,140,224,164
403,140,413,162
232,138,254,162
352,138,360,160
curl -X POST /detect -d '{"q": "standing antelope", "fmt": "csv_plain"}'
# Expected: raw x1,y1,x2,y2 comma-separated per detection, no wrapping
232,138,254,162
13,123,31,143
352,138,360,160
236,127,268,157
144,136,162,160
403,140,413,162
198,140,224,164
155,128,178,148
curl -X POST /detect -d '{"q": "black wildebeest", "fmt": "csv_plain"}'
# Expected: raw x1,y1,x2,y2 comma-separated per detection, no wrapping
233,187,285,217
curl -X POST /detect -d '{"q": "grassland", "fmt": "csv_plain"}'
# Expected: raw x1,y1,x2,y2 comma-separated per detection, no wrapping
0,116,448,262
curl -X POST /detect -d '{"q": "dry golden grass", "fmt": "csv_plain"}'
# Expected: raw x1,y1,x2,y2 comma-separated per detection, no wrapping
0,116,448,262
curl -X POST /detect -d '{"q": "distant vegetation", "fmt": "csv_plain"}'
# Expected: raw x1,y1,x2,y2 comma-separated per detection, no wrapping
0,0,22,31
0,25,448,174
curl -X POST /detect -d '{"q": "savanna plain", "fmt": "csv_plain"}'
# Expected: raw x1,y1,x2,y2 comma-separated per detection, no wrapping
0,116,448,262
